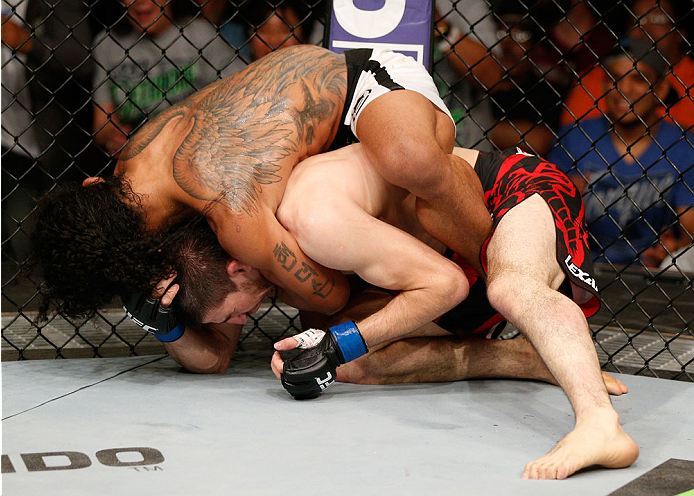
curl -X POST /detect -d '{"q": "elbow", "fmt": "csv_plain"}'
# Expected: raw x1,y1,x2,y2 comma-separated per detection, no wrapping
322,283,350,315
437,264,469,312
169,348,232,375
208,354,232,374
325,272,351,315
201,350,232,374
185,356,230,375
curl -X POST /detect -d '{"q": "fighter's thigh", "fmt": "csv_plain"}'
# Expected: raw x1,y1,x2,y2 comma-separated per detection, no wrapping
486,194,565,290
356,90,455,156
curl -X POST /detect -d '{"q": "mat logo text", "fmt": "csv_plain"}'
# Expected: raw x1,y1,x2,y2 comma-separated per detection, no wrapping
2,446,164,473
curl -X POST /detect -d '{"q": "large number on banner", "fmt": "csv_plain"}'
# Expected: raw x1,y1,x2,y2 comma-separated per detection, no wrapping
326,0,434,72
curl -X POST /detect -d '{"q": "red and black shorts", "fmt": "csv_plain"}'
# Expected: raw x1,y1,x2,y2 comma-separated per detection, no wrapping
435,148,600,338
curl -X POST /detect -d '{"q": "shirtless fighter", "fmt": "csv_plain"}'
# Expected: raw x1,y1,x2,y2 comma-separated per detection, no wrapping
31,45,490,322
271,144,639,480
148,144,638,480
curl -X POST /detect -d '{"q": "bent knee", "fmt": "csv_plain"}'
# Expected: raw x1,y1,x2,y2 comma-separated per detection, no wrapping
370,136,450,193
487,272,583,327
486,274,526,316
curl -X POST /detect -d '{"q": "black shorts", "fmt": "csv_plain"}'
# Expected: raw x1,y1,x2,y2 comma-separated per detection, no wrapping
435,265,508,338
435,148,600,337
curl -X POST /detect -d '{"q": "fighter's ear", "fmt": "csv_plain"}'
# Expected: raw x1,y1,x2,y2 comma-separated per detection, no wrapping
82,177,106,187
226,259,253,279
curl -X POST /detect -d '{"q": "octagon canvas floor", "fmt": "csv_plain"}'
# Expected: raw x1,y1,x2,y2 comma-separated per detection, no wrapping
2,352,693,495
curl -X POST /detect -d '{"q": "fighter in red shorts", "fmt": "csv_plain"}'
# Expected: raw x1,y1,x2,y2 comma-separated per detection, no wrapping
437,148,600,339
137,142,637,480
270,144,637,480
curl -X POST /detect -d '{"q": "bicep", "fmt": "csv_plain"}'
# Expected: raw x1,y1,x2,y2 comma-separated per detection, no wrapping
210,208,349,313
294,200,460,292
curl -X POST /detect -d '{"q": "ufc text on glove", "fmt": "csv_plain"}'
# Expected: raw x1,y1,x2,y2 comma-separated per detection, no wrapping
121,291,185,343
281,321,368,399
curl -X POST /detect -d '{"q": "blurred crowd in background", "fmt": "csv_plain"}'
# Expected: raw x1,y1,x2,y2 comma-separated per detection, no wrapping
2,0,693,272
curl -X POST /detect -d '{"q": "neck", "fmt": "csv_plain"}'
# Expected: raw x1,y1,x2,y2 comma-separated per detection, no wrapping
609,114,660,163
611,114,659,146
118,165,186,231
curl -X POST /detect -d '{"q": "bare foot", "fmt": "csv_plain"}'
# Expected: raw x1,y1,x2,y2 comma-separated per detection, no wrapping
522,411,639,479
602,372,628,396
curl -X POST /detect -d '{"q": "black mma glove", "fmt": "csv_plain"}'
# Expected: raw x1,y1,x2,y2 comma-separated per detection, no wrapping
281,321,368,400
121,290,185,343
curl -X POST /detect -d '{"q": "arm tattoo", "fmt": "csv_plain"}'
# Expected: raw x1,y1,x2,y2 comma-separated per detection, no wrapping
120,46,347,216
273,242,335,299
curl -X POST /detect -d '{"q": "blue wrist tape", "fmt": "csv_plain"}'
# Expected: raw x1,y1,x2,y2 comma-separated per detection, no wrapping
329,321,368,363
154,322,185,343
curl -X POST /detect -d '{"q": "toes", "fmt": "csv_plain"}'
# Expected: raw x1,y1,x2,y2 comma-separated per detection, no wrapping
556,465,570,480
523,461,542,479
524,457,575,480
539,464,556,480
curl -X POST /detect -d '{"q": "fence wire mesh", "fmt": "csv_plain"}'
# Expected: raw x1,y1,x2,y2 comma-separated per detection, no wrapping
2,0,692,380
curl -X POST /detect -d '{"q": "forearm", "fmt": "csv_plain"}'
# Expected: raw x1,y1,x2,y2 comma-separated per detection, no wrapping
276,270,468,399
355,282,465,349
165,324,241,374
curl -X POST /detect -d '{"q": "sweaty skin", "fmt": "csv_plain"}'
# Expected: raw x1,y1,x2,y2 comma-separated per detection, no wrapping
114,46,351,314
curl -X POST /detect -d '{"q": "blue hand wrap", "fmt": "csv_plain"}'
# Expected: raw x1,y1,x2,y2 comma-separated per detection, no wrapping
329,321,368,363
154,322,185,343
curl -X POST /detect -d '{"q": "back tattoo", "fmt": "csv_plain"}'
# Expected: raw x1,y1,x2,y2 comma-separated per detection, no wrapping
120,46,347,215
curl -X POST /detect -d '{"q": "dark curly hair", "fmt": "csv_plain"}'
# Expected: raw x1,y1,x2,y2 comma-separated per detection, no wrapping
30,175,183,321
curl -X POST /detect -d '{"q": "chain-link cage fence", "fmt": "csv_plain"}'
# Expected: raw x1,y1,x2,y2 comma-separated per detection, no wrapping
2,0,692,380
